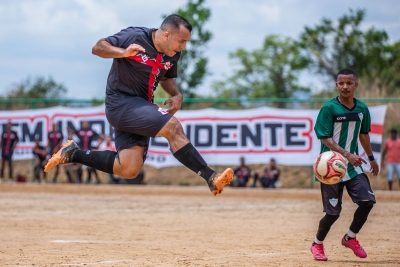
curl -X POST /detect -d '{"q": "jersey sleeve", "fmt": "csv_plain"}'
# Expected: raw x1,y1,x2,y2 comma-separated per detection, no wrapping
360,106,371,134
105,27,137,48
314,105,333,139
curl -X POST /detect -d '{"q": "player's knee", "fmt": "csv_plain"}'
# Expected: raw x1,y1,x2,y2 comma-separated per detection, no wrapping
118,168,141,179
357,200,374,211
164,117,184,136
324,213,340,223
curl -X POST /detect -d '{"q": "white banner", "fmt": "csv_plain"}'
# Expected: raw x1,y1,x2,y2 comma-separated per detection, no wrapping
1,104,386,169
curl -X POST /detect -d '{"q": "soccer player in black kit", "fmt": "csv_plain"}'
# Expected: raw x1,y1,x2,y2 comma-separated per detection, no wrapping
45,14,233,195
46,122,64,183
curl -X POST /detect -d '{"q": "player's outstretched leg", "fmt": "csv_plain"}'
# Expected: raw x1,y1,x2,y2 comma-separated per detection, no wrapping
45,140,117,177
44,140,79,172
208,168,234,196
341,235,367,258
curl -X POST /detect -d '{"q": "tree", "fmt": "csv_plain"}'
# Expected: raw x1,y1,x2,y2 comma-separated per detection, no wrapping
213,35,310,108
299,9,392,84
381,41,400,95
166,0,212,99
5,76,67,99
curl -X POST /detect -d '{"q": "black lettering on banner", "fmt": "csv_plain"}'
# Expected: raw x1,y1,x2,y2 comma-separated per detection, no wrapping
22,122,43,142
146,153,166,163
67,121,79,133
217,125,237,147
186,125,192,142
89,120,105,134
157,155,166,163
285,123,306,146
241,124,261,146
264,123,283,146
150,137,168,147
194,125,213,147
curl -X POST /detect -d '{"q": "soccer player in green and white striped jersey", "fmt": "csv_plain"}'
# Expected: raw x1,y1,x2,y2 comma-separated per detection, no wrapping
310,68,379,261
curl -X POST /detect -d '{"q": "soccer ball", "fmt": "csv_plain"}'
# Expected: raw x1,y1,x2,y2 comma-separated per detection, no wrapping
313,151,347,185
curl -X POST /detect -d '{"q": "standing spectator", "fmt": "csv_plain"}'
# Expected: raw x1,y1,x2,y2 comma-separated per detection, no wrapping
0,121,19,180
63,132,80,183
46,122,64,183
32,136,47,183
69,121,103,184
233,156,251,187
97,135,119,184
381,128,400,191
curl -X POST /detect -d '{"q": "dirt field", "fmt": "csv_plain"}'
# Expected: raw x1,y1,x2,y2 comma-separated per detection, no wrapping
0,183,399,267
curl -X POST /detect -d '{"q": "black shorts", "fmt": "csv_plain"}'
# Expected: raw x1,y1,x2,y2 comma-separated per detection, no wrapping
105,90,171,159
320,173,376,215
1,153,13,161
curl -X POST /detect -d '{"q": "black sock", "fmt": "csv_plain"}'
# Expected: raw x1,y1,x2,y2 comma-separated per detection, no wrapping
72,150,116,174
349,201,374,234
173,143,216,182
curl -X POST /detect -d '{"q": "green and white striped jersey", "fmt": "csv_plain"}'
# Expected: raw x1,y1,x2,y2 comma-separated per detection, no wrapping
314,97,371,182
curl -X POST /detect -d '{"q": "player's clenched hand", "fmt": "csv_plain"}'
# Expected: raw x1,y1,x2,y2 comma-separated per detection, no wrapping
347,154,367,167
124,44,145,57
369,160,379,176
164,94,183,116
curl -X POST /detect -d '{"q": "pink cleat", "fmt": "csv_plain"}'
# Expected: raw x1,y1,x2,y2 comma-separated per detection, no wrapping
341,235,367,258
311,243,328,261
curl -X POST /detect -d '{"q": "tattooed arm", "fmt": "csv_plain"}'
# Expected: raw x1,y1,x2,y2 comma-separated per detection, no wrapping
320,137,367,167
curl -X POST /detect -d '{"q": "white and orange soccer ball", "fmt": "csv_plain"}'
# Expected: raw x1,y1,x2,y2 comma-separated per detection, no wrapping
313,151,347,185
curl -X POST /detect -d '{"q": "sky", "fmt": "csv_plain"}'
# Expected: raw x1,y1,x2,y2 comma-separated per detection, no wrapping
1,0,400,99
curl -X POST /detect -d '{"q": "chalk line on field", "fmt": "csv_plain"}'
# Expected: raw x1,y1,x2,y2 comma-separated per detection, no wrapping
51,239,136,244
58,260,134,266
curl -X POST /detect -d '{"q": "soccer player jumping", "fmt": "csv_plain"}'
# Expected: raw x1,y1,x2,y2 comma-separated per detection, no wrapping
311,68,379,261
44,14,233,195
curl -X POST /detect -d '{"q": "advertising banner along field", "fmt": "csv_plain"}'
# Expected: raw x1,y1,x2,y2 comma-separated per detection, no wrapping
0,104,386,170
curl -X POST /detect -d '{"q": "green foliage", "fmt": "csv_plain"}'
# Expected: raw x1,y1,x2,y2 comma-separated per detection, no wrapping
5,76,67,99
167,0,212,98
299,8,400,94
213,35,310,108
381,41,400,94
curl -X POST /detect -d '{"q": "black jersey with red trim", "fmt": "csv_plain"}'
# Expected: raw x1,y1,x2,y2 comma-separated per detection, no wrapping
74,130,99,151
104,27,180,102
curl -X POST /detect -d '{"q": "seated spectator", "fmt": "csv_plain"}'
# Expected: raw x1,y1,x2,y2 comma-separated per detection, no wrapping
254,158,281,188
268,158,281,187
233,156,251,187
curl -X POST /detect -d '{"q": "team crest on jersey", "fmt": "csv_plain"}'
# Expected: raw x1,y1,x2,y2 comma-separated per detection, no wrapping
358,112,363,120
164,61,172,70
329,198,338,207
137,52,149,63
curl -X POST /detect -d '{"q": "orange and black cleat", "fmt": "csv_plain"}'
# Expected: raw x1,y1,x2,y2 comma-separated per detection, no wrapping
208,168,234,196
44,140,79,172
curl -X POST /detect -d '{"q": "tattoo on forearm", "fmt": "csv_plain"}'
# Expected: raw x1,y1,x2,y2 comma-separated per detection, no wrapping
321,138,350,158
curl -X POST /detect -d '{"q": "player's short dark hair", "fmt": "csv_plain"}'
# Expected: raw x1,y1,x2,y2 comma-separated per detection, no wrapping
336,68,357,80
391,128,398,134
161,14,192,33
